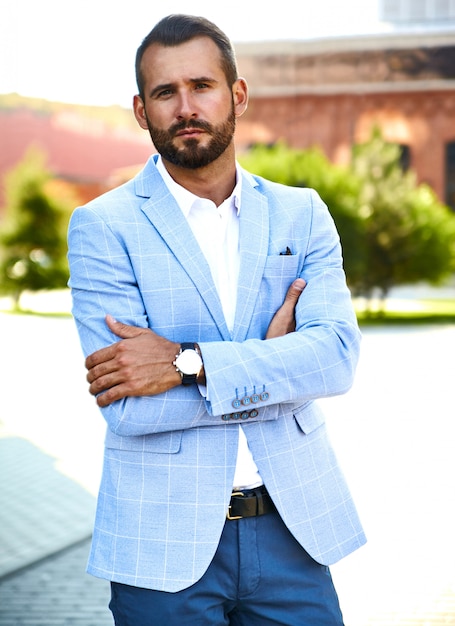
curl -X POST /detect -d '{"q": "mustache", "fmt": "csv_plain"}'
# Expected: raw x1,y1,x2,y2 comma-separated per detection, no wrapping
170,119,212,135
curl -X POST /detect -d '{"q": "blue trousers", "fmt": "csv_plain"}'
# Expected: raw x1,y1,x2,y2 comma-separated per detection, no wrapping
109,510,344,625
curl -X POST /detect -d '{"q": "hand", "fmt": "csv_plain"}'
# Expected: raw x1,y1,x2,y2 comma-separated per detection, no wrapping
265,278,306,339
85,315,181,407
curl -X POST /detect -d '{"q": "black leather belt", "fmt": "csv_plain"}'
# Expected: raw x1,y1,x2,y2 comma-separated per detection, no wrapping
227,485,276,520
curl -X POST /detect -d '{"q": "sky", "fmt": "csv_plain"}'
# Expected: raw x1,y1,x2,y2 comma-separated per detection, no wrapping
1,0,385,108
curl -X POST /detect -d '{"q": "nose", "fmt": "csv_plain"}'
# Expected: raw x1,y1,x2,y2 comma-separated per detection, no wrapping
175,91,197,121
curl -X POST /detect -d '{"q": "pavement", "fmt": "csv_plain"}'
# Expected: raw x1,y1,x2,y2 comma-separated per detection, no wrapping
1,288,455,625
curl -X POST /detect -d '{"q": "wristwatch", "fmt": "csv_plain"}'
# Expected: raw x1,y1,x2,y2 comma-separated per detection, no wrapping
173,343,203,386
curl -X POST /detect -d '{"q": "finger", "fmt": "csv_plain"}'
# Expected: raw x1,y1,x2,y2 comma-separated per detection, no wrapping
96,386,123,407
86,361,113,384
283,278,306,306
95,381,140,407
105,314,149,339
88,371,118,396
85,345,116,370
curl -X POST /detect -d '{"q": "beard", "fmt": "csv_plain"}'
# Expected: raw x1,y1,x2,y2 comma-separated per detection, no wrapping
145,106,236,169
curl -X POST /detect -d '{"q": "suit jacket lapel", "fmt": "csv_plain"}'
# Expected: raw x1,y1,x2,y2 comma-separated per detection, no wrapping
136,159,231,340
233,173,269,342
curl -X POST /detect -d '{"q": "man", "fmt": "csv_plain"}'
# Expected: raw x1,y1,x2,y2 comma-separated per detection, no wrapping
68,14,366,625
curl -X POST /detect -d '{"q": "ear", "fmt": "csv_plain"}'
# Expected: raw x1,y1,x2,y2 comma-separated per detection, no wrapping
232,77,249,118
133,94,149,130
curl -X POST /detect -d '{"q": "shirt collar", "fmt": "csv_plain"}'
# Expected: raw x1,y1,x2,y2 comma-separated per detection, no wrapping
156,155,242,217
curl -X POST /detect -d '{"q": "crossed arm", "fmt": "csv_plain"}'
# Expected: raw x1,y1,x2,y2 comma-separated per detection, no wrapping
85,278,306,407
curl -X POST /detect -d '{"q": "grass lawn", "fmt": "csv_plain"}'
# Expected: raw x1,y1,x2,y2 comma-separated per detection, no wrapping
355,298,455,325
1,290,455,325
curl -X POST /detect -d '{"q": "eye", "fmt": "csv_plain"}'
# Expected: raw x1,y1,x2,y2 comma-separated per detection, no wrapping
195,82,210,90
157,88,174,98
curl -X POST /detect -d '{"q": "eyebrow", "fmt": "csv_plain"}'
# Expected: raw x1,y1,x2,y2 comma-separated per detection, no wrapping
149,76,219,99
149,83,174,98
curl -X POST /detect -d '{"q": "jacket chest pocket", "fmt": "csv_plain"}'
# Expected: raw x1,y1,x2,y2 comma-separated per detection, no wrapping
260,254,302,310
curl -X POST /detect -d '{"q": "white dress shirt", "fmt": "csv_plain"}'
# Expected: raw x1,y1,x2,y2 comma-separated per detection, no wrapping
156,156,263,490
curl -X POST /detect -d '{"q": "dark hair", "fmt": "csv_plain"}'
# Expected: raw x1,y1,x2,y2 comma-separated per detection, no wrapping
135,14,238,99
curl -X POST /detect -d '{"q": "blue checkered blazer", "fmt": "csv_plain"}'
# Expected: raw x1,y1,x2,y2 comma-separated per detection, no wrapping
68,155,366,592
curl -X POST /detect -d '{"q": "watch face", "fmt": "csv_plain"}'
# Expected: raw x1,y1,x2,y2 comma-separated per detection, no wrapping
176,349,202,375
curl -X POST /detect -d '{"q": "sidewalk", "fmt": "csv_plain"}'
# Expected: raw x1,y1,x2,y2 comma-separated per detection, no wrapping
1,294,454,625
327,322,455,625
0,540,111,626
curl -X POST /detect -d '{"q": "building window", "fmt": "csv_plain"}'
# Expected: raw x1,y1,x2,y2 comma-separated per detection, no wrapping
380,0,455,21
399,144,411,171
446,142,455,210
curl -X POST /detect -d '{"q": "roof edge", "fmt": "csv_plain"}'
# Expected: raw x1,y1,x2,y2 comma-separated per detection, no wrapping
234,30,455,56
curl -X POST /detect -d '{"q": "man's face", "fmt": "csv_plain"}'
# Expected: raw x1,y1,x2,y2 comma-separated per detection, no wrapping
144,102,236,169
134,37,247,169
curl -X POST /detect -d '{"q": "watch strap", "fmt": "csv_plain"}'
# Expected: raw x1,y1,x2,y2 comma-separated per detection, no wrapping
179,343,199,386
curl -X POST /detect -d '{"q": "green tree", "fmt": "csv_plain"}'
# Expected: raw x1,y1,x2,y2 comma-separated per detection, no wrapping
239,142,366,289
240,138,455,307
0,147,72,310
351,129,455,302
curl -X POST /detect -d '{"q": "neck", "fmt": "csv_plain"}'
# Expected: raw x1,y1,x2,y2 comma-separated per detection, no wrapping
161,144,237,206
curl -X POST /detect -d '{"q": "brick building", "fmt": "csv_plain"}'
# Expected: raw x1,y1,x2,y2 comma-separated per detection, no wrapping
1,17,454,212
234,30,455,209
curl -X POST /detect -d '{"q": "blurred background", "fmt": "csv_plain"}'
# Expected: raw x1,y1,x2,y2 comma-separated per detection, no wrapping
1,1,454,624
